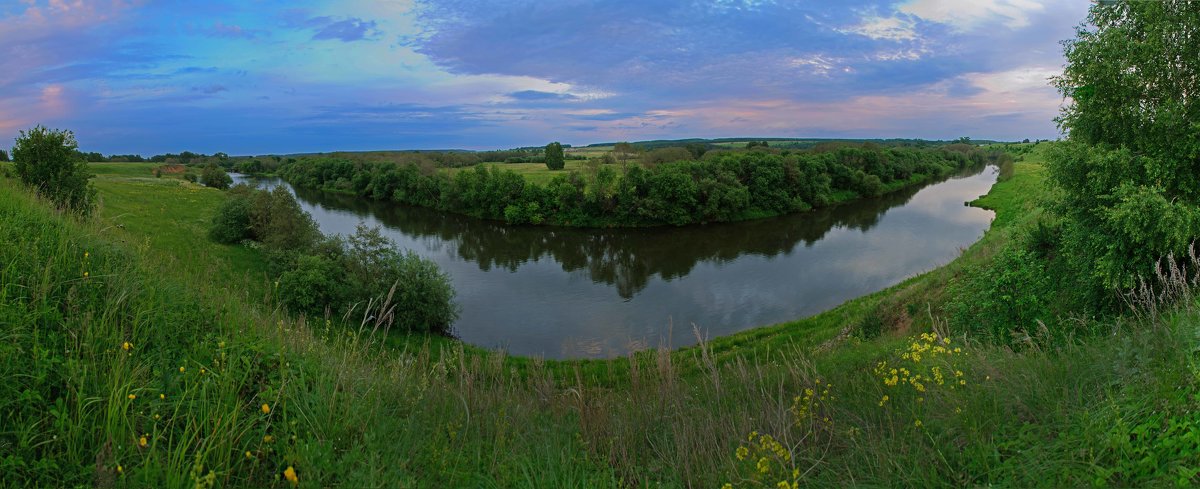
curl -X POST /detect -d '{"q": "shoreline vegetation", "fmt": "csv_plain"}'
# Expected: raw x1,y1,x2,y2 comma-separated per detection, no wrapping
273,143,1010,228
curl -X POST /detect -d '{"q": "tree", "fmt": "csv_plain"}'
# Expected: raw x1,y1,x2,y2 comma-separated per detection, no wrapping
613,142,637,173
544,141,565,170
0,149,8,161
11,125,96,214
1048,0,1200,296
200,163,232,189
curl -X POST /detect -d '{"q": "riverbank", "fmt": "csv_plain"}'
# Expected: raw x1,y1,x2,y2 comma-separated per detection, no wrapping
276,145,1002,227
5,145,1199,486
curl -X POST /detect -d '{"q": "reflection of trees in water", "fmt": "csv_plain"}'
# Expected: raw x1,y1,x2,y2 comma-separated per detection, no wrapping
290,166,987,299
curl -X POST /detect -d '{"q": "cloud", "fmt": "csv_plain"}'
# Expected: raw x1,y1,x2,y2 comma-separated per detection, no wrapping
283,12,382,42
841,14,919,41
899,0,1047,31
508,90,579,102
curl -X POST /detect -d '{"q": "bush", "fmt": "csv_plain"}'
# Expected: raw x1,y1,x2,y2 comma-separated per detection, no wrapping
277,253,349,316
183,172,198,183
208,190,253,243
209,185,319,251
946,246,1054,342
275,225,459,333
10,125,96,214
350,226,458,333
201,163,232,190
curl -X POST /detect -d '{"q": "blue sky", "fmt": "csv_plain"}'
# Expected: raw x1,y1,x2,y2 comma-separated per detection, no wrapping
0,0,1089,155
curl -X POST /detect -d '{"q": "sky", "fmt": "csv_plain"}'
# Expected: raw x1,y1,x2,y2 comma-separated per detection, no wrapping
0,0,1090,155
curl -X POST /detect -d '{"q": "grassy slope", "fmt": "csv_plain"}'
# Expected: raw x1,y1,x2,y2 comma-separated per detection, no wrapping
4,147,1199,486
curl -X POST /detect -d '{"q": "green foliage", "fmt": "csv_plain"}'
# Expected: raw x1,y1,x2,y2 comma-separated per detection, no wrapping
640,146,692,167
209,184,319,251
249,186,320,251
544,141,565,170
10,125,96,214
274,225,459,333
946,245,1055,342
279,145,990,227
207,186,457,332
1048,1,1200,295
200,163,232,190
207,189,253,243
0,149,8,161
277,253,348,315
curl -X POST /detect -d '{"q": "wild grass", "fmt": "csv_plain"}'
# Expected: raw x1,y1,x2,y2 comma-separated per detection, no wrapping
4,145,1200,486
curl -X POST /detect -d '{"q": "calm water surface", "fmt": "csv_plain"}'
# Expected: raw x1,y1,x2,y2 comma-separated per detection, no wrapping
234,166,998,359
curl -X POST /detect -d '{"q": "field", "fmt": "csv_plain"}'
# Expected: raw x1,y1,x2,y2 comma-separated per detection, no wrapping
447,160,627,185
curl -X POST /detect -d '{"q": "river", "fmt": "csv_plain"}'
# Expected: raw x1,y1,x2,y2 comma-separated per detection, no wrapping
233,165,998,359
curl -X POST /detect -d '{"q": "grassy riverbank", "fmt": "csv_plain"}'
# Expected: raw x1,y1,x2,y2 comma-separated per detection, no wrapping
4,145,1200,486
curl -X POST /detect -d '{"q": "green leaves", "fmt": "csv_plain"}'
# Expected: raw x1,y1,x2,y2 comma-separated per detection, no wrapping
10,125,96,215
1048,1,1200,298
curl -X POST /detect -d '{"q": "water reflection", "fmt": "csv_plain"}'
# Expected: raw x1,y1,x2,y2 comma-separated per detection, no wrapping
236,165,998,359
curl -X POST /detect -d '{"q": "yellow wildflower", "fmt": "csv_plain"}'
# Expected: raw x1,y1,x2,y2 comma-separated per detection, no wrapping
914,419,923,428
159,393,165,400
179,366,185,373
263,435,274,443
83,271,89,278
736,446,749,460
127,394,136,400
722,484,733,489
245,451,253,459
284,466,298,486
261,403,271,414
757,457,770,474
122,342,132,351
139,435,147,447
116,465,123,474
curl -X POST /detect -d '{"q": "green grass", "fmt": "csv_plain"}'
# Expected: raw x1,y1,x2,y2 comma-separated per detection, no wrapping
91,162,271,301
4,148,1200,486
447,160,626,185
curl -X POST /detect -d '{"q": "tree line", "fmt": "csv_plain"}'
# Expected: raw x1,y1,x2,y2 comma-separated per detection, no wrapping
276,145,1005,227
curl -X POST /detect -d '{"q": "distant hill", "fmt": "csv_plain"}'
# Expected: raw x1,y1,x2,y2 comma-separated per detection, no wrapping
584,137,1008,150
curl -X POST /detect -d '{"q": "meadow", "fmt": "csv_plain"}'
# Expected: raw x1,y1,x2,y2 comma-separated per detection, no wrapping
6,142,1200,487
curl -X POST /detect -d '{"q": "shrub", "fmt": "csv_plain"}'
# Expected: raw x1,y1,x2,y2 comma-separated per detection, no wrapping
201,163,232,190
208,190,253,243
277,253,349,316
248,186,320,251
10,125,96,214
946,246,1054,342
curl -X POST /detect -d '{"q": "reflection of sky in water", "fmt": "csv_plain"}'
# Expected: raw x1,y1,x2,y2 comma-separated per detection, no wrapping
233,167,997,359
